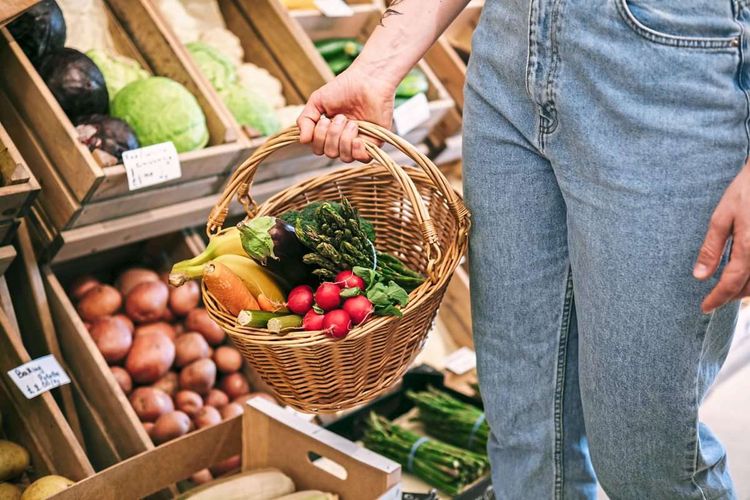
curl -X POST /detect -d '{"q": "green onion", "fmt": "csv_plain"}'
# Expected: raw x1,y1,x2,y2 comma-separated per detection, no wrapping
267,314,303,333
237,310,285,327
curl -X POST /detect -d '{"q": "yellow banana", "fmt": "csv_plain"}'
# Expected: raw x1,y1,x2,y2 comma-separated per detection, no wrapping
281,0,317,9
212,254,286,305
171,227,245,272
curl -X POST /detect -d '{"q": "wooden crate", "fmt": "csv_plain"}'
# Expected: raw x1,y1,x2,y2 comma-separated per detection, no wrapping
0,0,248,232
0,0,36,27
0,119,39,244
284,3,455,147
0,247,95,487
54,399,400,500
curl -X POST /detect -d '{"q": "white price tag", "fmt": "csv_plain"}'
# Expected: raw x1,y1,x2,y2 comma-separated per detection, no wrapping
444,347,477,375
393,92,430,136
314,0,354,16
122,142,181,191
284,406,317,422
7,355,71,399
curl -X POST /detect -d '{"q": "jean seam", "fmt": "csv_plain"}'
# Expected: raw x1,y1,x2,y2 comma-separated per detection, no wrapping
690,312,714,500
615,0,740,49
526,0,540,99
553,266,574,500
733,7,750,158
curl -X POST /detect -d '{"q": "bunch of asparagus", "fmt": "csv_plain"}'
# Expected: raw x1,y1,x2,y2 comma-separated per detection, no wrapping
363,413,488,495
407,388,489,454
290,199,424,291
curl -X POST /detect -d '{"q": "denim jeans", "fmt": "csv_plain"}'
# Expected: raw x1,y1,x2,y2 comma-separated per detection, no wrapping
463,1,749,498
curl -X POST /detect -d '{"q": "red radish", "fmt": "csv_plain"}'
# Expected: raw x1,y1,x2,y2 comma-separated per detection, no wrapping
302,309,325,331
343,296,373,325
286,285,314,315
315,282,341,311
323,309,351,339
335,270,365,291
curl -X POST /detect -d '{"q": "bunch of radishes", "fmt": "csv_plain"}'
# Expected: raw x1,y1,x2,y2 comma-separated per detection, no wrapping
286,270,374,339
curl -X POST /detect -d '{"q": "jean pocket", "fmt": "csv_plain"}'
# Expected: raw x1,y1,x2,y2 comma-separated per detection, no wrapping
615,0,741,49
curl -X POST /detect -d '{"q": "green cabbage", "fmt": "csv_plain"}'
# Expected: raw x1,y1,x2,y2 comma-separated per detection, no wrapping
220,83,280,136
86,49,148,102
186,41,236,91
111,76,209,152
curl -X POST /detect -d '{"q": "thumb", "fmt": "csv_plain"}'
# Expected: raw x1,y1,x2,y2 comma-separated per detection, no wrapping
694,209,732,280
297,93,323,144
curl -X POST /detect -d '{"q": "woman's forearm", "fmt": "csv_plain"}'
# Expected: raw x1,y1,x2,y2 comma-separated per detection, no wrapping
351,0,472,90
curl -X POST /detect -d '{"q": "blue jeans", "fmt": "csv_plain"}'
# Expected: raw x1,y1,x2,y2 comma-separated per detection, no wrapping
463,1,749,498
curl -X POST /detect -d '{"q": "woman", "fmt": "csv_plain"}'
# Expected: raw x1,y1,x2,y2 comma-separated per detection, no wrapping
297,1,749,498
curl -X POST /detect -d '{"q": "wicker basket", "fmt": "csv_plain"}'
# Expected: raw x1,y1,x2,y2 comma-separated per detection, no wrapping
203,122,470,413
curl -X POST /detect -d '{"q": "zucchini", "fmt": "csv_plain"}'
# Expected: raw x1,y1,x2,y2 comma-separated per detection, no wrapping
237,310,287,328
314,38,360,61
180,468,295,500
327,55,353,75
395,68,429,98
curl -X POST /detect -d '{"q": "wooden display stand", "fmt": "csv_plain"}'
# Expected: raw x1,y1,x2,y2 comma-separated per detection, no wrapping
0,120,39,244
0,0,248,234
0,0,36,28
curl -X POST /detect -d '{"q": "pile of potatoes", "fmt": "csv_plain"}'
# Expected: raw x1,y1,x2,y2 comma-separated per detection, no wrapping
0,438,73,499
70,267,277,451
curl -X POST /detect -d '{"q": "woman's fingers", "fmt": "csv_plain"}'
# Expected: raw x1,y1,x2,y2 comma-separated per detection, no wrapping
323,115,348,159
311,116,330,156
694,205,733,280
339,121,358,163
297,93,322,144
701,233,750,313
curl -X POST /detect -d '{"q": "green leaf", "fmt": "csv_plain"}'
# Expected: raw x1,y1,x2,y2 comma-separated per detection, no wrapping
354,266,377,288
237,217,276,263
375,304,403,317
366,282,391,307
312,304,325,315
340,287,361,298
386,281,409,306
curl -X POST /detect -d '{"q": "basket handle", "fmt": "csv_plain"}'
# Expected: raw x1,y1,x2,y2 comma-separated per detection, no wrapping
207,121,470,277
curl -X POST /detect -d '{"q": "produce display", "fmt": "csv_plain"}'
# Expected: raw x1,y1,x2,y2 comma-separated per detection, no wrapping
363,413,488,495
67,260,279,479
181,468,337,500
170,197,423,339
314,38,429,107
0,435,74,499
8,0,210,166
153,0,305,135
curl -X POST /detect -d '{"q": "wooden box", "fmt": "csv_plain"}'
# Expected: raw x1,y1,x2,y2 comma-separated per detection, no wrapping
54,399,401,500
0,119,39,244
0,0,37,27
0,0,248,232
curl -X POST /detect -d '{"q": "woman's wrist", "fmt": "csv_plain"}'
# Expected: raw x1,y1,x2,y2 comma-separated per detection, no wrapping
348,54,406,96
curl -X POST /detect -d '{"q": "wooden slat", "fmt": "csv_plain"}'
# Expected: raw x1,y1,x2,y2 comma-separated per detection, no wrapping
0,303,94,481
0,29,104,202
0,276,19,334
5,220,86,446
233,0,333,98
292,4,378,39
0,245,15,276
438,265,473,349
425,37,467,112
0,0,37,27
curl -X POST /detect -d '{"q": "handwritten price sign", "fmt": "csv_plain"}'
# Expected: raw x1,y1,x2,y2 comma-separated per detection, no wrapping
7,355,71,399
123,141,182,191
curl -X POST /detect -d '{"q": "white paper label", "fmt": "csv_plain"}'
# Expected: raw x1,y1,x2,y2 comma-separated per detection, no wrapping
393,93,430,136
285,405,317,422
7,355,71,399
314,0,354,16
123,142,181,191
444,347,477,375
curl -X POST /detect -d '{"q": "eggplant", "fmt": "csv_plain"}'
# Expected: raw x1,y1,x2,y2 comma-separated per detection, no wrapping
38,48,109,121
237,217,312,289
8,0,66,65
75,114,139,161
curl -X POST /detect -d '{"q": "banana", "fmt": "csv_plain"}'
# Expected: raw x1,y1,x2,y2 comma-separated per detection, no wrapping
212,254,287,306
281,0,317,9
171,227,245,271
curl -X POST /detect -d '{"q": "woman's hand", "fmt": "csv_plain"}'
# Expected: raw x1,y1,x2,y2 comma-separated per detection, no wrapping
297,64,397,163
694,164,750,312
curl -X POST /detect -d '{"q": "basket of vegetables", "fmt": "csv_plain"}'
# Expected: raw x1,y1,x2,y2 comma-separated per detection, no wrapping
169,122,470,413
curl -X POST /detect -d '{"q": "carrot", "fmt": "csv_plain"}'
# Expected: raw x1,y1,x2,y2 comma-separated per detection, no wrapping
203,262,260,316
257,293,288,313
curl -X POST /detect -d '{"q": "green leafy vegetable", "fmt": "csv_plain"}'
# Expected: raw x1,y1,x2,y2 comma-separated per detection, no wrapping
354,267,409,317
238,216,277,261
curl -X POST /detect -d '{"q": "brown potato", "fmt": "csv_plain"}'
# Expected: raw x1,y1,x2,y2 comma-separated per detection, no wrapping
112,313,134,334
203,389,229,409
173,323,185,335
69,275,100,300
174,333,210,368
116,267,160,296
175,390,203,417
143,422,155,438
151,411,191,444
129,387,174,422
193,405,221,429
185,309,224,346
135,322,176,341
179,358,216,395
152,371,179,397
169,280,200,316
190,469,213,485
220,402,243,420
209,454,241,477
219,373,250,401
125,332,175,384
212,346,243,374
110,366,132,394
89,317,133,363
77,285,122,322
126,281,169,324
